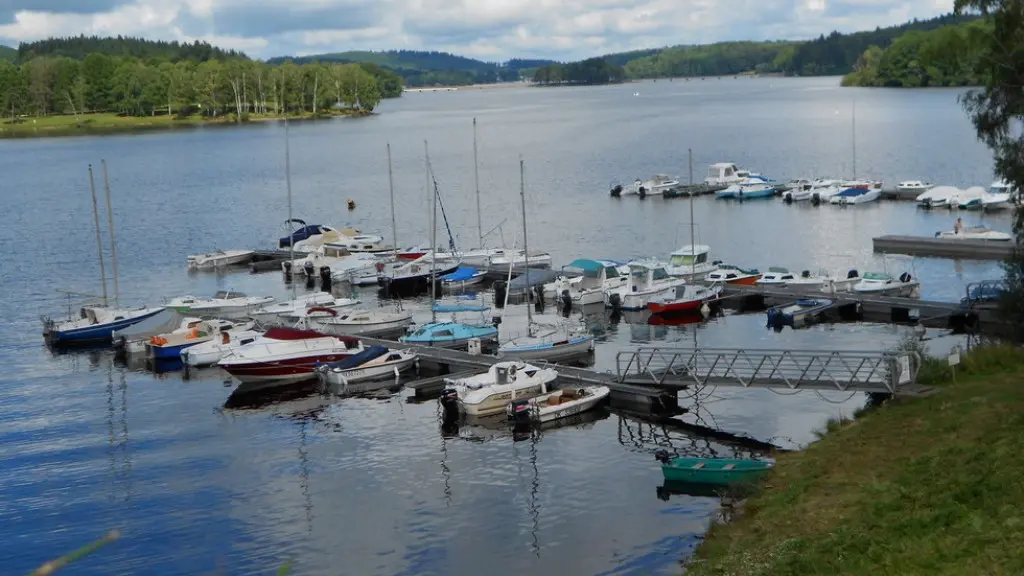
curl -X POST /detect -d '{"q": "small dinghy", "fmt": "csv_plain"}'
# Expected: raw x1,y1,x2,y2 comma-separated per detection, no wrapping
655,450,773,485
187,249,254,270
765,298,832,331
507,385,610,424
316,346,417,394
647,284,721,315
935,226,1012,242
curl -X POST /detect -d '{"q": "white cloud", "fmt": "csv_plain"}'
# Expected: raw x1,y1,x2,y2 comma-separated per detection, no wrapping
0,0,957,61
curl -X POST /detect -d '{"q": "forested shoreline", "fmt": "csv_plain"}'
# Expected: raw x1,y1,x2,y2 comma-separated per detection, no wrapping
0,36,404,137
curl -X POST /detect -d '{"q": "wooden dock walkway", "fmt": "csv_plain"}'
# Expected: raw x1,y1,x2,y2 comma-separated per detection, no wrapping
872,234,1014,261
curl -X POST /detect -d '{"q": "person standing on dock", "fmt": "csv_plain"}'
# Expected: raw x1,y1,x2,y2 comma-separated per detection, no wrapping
954,217,963,235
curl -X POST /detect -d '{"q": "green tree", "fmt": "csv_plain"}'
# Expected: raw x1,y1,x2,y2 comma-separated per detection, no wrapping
81,52,114,111
0,60,29,118
194,59,224,117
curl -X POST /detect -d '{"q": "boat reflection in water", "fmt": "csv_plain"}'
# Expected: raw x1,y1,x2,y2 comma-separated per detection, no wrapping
439,407,610,442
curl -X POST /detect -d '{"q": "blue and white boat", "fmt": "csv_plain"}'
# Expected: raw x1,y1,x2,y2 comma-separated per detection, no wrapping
441,266,486,290
829,187,881,205
400,303,498,349
716,179,775,200
766,299,833,330
498,328,594,362
43,305,164,346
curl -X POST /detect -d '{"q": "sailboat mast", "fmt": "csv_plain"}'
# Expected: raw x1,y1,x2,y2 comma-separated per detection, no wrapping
426,140,437,322
101,160,119,307
852,99,857,180
473,117,483,249
88,165,109,306
285,119,295,301
688,148,696,277
519,157,532,332
387,143,398,255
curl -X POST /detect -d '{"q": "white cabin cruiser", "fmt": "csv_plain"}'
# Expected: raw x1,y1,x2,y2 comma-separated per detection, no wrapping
604,261,685,310
439,361,559,417
326,234,393,254
165,291,275,320
665,245,717,279
547,259,629,306
898,180,933,194
705,163,761,185
756,267,797,285
283,244,379,278
180,329,262,367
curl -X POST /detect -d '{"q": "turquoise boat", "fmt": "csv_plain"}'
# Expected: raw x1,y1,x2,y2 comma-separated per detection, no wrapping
400,303,498,349
655,450,773,485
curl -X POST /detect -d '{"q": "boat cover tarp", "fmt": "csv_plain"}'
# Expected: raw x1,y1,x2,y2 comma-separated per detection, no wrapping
323,346,388,370
112,309,191,340
433,303,489,313
508,269,559,291
565,259,605,273
441,266,480,282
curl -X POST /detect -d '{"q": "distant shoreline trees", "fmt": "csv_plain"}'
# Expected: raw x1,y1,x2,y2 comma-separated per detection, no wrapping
532,58,626,85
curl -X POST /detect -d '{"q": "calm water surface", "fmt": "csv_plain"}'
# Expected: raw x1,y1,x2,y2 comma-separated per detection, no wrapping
0,77,1003,575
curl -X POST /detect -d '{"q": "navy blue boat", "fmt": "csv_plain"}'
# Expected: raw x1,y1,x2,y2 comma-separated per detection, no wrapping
321,346,389,371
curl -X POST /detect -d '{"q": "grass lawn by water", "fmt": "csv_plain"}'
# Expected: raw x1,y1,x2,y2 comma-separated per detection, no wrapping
687,345,1024,576
0,110,365,138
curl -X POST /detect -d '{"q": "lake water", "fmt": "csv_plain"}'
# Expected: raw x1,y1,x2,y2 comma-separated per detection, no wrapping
0,76,1003,575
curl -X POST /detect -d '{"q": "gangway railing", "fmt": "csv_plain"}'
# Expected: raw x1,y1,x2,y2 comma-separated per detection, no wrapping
615,347,920,394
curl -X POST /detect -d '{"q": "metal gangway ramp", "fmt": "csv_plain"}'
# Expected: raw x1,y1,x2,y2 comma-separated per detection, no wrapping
615,347,920,394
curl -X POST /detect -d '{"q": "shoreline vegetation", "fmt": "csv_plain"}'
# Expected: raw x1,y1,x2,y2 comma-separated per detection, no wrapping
686,343,1024,575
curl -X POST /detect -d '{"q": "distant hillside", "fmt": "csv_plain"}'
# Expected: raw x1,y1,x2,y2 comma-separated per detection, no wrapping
0,45,15,62
783,12,979,75
268,50,554,87
16,35,244,63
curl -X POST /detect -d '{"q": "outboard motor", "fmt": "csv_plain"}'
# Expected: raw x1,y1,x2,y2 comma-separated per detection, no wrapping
493,281,507,309
560,289,572,312
303,260,315,277
784,192,793,204
320,266,332,292
847,269,859,279
654,449,672,464
509,398,533,425
608,292,622,313
610,184,623,197
638,186,647,199
811,193,821,206
899,272,912,283
439,388,460,423
305,266,316,289
534,285,545,313
801,270,811,278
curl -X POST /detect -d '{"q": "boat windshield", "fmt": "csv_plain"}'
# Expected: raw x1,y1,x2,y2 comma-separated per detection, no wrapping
652,268,670,281
670,254,697,266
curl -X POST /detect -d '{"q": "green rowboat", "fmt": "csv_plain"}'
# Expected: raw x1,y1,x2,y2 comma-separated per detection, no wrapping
655,450,773,485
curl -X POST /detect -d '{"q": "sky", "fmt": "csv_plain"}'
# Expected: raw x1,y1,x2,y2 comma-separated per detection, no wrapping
0,0,956,62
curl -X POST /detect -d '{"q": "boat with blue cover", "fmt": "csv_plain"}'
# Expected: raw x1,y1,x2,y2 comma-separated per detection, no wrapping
316,345,418,393
441,266,486,290
655,450,773,485
766,298,833,330
401,302,498,349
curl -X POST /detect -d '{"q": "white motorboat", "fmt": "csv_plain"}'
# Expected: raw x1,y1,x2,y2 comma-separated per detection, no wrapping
604,260,685,310
487,250,553,269
898,180,933,194
279,220,361,253
146,318,254,361
785,268,861,293
311,308,415,338
781,180,814,203
853,271,919,297
497,321,595,362
115,313,203,355
324,234,393,254
546,259,628,306
809,179,845,204
508,385,610,424
165,291,275,320
218,327,364,391
936,226,1013,242
623,174,680,196
316,346,417,394
665,245,718,279
187,249,254,270
756,267,796,285
949,186,986,210
915,185,959,208
704,162,756,185
180,329,262,367
283,244,379,277
249,292,340,323
277,299,361,324
982,192,1012,211
705,265,761,285
715,178,774,199
440,361,558,417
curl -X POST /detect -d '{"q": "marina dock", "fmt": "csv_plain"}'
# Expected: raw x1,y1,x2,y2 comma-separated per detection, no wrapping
872,235,1015,260
718,284,1001,333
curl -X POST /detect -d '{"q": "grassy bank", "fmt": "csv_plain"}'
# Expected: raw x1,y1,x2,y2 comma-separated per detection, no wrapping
688,345,1024,575
0,110,369,139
